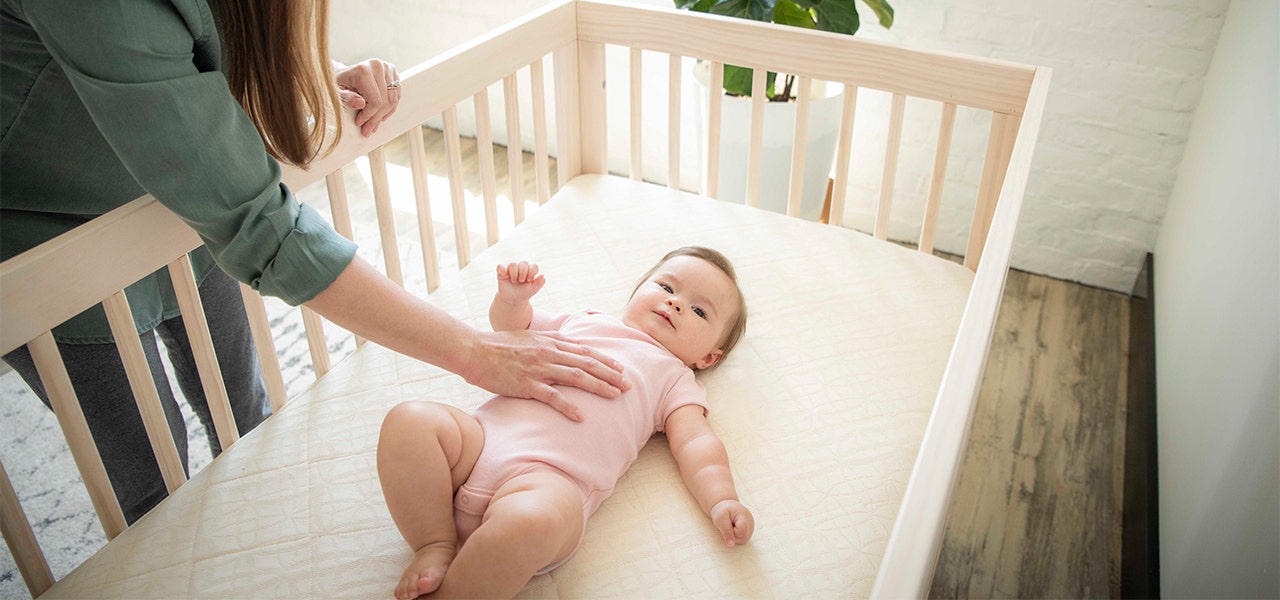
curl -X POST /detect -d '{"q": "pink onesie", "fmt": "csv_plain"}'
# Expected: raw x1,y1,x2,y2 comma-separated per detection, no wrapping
452,310,708,568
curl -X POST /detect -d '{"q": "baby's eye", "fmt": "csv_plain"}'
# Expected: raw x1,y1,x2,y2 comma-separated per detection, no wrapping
693,307,707,319
658,283,673,293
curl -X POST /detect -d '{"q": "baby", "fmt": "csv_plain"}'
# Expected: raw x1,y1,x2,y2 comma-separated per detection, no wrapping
377,246,753,599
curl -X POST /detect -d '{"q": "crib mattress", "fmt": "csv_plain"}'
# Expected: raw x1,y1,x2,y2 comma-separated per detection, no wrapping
44,174,974,598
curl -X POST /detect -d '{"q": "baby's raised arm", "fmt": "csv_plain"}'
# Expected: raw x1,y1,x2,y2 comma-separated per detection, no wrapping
490,261,545,331
664,404,754,546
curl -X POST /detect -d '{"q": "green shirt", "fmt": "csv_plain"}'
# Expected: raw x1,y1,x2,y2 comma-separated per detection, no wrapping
1,0,357,343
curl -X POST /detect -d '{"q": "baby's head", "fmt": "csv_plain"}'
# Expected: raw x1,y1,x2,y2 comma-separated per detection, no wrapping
622,246,747,370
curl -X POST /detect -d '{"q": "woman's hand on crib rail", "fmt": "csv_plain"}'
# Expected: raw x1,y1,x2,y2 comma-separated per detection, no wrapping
333,58,401,137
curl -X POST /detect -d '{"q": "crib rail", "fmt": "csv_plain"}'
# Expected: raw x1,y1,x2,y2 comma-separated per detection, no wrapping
0,1,1048,596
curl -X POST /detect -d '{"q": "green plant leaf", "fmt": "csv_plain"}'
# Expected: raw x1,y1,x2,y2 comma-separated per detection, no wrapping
772,0,817,29
675,0,717,11
860,0,894,28
722,64,753,96
709,0,777,23
810,0,860,35
681,0,895,98
721,64,778,98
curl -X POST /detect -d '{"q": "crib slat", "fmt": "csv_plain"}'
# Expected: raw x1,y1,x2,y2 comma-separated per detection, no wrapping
920,102,958,255
829,85,859,227
786,76,813,218
407,127,442,293
875,93,907,240
0,458,53,597
238,283,287,411
102,291,186,493
746,68,767,208
369,147,406,284
28,331,127,540
325,171,356,242
667,53,681,189
325,170,368,348
503,74,526,224
167,255,239,450
473,89,501,247
964,111,1020,270
580,41,607,178
705,61,724,199
443,107,473,268
530,58,552,203
300,306,330,379
630,47,643,182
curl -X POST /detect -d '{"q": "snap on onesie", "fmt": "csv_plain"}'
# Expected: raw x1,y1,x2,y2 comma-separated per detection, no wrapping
452,310,708,572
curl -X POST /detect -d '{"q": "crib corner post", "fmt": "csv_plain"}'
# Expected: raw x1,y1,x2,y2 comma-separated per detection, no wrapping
578,40,607,175
554,42,583,184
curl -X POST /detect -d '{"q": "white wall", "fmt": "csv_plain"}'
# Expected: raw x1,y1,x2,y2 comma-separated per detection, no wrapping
829,0,1228,292
1153,0,1280,596
330,0,1228,292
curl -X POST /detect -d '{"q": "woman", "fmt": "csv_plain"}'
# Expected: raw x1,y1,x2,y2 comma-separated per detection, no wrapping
0,0,626,523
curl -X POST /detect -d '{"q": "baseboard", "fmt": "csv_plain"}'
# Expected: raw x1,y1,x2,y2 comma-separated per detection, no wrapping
1122,252,1160,597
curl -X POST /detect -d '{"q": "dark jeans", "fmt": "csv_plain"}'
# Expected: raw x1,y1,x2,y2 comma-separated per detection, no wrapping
3,267,270,524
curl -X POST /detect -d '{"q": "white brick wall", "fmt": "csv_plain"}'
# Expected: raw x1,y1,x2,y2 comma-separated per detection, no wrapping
834,0,1230,291
331,0,1230,292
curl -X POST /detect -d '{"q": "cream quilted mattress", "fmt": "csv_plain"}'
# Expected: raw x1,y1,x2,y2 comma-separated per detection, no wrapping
44,175,974,598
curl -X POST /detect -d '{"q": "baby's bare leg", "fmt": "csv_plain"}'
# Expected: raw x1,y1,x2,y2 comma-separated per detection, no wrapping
377,401,483,600
432,470,584,598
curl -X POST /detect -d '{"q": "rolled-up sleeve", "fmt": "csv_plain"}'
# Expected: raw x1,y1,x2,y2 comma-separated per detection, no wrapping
20,0,355,305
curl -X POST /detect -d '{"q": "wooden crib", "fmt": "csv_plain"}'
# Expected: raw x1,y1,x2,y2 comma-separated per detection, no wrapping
0,1,1050,597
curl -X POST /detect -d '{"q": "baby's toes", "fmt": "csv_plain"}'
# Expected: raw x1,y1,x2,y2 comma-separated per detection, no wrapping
416,572,442,596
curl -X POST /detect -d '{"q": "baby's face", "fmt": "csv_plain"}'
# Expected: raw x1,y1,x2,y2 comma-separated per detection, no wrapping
622,255,739,369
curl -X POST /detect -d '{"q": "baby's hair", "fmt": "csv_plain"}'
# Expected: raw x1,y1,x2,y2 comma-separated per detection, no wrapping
632,246,747,369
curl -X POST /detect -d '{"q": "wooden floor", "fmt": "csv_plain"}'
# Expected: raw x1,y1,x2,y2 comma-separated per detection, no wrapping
929,269,1129,599
373,129,1132,598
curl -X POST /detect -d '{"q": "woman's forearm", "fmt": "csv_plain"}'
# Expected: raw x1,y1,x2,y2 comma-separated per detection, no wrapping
305,256,475,375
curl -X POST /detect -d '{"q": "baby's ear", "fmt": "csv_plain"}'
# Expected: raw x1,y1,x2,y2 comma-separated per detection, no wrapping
694,349,724,370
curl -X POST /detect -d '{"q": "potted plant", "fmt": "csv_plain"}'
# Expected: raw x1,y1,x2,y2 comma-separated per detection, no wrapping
676,0,894,219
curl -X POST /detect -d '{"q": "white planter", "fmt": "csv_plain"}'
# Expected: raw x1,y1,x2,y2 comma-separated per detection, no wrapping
693,62,844,221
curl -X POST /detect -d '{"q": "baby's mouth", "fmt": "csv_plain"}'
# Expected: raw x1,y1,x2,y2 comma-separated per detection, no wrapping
657,311,674,328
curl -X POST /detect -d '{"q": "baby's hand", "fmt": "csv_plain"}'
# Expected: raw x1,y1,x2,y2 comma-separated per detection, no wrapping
496,261,546,304
710,499,754,547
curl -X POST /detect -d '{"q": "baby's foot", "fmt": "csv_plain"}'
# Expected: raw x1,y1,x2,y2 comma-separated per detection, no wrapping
395,543,455,599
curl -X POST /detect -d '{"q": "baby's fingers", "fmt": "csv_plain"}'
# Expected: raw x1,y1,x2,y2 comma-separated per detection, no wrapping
730,509,755,545
711,500,754,546
712,508,737,546
515,261,539,283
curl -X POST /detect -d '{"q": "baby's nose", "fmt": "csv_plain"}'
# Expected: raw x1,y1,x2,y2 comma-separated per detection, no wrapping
665,297,681,311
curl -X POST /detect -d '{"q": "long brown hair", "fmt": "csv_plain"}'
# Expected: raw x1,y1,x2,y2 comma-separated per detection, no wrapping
633,246,748,369
214,0,341,166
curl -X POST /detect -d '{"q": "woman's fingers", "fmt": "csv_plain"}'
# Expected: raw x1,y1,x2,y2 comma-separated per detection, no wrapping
338,88,366,110
526,384,583,422
462,330,629,417
335,59,401,136
383,63,401,122
544,334,630,394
